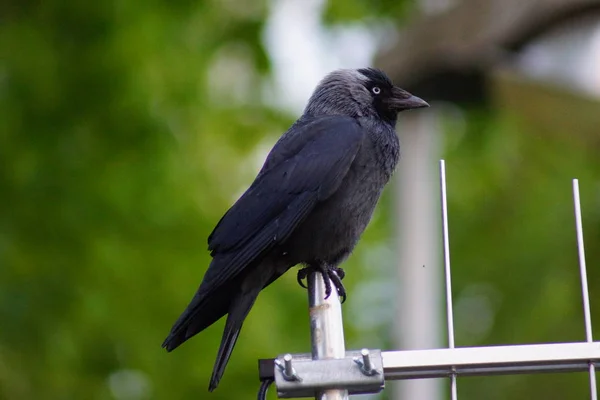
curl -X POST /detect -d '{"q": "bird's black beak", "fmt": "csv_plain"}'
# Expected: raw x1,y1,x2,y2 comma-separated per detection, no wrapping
389,86,430,111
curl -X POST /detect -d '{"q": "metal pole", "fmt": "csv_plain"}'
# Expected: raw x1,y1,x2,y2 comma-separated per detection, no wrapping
307,272,349,400
440,160,458,400
395,110,443,400
572,179,598,400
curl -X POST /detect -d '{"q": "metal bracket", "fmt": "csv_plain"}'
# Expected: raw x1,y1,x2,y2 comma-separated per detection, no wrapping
272,349,385,398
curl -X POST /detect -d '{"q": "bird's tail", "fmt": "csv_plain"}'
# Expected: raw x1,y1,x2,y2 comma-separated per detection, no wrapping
162,284,231,352
208,287,261,391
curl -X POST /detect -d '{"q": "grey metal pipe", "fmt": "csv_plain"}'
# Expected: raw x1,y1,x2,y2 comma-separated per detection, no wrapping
307,272,349,400
382,342,600,380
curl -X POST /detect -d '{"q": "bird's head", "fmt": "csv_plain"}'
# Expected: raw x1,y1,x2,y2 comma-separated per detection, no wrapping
304,68,429,124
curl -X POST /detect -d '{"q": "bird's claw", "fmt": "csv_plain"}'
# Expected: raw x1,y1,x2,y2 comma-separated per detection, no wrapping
296,268,309,289
327,268,346,304
296,266,347,303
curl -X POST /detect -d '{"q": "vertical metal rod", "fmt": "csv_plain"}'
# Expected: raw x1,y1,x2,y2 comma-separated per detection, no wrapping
572,179,597,400
440,160,458,400
307,272,348,400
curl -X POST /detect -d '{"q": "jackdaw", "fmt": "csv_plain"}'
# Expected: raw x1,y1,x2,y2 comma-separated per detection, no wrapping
162,68,429,391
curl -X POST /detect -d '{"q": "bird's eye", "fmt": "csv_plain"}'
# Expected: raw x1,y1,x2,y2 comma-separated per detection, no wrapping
372,86,381,95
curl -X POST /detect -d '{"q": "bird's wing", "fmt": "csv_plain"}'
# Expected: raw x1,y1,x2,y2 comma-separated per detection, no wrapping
203,115,364,291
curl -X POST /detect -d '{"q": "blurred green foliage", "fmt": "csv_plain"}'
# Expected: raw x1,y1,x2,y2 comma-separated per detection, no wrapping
1,0,599,399
0,1,291,399
322,0,414,24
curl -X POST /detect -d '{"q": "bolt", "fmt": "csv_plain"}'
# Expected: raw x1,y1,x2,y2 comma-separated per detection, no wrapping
275,354,302,382
354,348,380,376
361,349,373,372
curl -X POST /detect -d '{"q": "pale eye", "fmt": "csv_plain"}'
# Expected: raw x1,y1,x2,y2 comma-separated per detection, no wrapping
372,86,381,95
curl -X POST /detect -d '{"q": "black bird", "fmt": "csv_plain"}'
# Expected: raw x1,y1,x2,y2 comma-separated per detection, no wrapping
162,68,429,391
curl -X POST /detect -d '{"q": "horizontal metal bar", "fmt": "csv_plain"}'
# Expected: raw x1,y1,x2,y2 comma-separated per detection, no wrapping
383,342,600,380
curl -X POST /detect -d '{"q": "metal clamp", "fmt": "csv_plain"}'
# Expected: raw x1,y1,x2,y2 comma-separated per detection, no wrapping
272,350,385,398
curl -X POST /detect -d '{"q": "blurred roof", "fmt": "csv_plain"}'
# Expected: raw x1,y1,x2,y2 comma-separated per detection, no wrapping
376,0,600,103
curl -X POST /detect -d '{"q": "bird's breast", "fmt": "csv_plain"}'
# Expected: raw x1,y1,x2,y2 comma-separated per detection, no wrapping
284,144,393,265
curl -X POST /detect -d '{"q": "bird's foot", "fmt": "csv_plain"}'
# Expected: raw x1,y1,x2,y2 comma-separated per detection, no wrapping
296,265,347,303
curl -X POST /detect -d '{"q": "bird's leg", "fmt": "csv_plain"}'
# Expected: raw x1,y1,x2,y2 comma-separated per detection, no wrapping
296,264,347,303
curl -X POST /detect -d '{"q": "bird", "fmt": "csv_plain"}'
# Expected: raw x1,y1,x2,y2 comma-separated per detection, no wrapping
162,67,429,391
